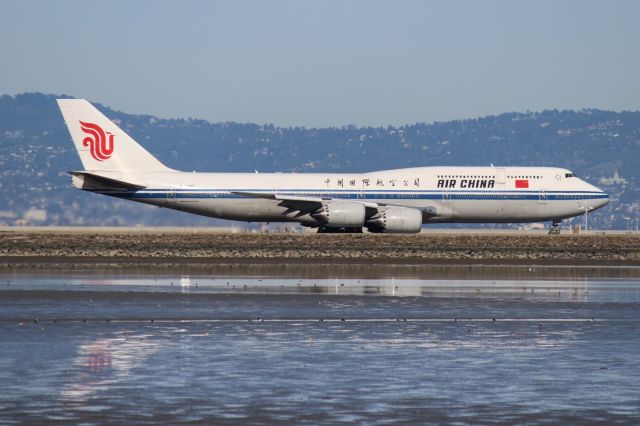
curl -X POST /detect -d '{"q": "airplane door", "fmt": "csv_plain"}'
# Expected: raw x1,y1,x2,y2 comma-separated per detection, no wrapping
539,191,548,204
167,189,177,203
442,192,450,205
437,191,454,219
496,168,506,187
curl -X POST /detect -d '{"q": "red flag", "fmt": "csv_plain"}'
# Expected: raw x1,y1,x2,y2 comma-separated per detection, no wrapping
515,179,529,188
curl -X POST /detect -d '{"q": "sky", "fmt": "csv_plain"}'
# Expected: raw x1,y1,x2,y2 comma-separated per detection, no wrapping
1,0,639,127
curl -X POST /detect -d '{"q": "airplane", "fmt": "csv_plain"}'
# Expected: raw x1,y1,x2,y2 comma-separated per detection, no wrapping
57,99,609,234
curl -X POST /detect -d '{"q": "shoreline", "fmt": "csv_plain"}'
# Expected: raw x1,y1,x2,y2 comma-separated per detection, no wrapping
2,255,639,267
3,257,640,281
2,228,639,269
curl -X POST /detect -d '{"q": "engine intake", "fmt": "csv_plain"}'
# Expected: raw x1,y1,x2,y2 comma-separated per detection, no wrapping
366,207,423,233
312,202,366,228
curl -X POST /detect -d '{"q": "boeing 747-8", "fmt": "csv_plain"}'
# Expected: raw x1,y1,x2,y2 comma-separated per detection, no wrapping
58,99,609,233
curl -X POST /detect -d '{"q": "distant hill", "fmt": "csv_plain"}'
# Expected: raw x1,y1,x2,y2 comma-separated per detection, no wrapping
1,92,638,229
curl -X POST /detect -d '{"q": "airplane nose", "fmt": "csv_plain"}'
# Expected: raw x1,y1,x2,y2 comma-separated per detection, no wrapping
593,191,610,210
585,180,610,210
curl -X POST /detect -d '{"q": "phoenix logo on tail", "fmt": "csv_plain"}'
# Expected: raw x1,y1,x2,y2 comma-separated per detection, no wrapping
79,121,114,161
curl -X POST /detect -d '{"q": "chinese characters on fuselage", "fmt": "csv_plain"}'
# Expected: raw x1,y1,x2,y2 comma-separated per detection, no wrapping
326,178,421,188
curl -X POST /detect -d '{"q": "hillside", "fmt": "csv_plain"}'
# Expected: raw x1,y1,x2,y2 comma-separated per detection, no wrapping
0,93,638,229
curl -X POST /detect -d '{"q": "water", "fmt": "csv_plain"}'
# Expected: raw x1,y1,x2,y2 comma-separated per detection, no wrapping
1,267,640,425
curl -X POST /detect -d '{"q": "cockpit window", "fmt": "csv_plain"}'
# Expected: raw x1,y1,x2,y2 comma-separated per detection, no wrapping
565,173,575,178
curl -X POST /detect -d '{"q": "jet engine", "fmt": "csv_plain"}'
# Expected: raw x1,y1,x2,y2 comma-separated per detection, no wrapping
366,207,423,233
311,201,366,228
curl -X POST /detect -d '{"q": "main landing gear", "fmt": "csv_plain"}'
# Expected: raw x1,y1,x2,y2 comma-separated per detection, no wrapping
548,220,561,235
317,226,364,234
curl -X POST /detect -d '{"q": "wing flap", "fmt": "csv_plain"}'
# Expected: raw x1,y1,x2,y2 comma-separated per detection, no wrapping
232,191,324,212
232,191,380,213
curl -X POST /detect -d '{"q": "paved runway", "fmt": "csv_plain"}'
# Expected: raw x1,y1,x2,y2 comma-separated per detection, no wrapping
2,227,640,265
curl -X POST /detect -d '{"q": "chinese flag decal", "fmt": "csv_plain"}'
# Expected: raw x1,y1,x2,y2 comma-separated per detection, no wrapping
515,179,529,188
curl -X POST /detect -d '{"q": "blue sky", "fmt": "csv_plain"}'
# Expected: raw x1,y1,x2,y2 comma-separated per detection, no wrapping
1,0,639,126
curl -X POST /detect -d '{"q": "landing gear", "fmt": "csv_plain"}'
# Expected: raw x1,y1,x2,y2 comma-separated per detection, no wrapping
317,226,363,234
548,220,561,235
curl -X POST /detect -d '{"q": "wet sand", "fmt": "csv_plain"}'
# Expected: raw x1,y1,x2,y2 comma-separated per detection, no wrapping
1,228,639,267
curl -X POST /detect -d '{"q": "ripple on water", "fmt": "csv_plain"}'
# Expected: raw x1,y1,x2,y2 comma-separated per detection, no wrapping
0,271,639,424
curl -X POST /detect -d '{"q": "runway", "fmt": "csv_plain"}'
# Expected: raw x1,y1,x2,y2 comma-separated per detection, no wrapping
1,227,639,266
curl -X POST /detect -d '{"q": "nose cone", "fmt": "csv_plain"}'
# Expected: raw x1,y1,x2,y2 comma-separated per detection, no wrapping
590,184,609,211
578,179,609,211
594,192,610,210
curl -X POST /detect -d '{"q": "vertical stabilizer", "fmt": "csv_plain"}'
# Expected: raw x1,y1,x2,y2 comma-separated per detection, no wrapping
57,99,172,173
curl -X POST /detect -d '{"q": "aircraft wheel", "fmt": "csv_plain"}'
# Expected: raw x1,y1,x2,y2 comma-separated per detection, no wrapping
317,226,363,234
548,221,561,235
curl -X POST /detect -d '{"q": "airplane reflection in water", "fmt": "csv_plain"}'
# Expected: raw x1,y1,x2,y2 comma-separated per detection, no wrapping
60,334,161,402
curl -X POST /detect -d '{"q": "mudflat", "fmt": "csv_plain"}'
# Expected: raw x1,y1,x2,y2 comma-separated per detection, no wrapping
1,228,639,266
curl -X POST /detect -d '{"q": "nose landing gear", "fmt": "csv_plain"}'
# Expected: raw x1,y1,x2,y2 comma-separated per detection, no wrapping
548,220,561,235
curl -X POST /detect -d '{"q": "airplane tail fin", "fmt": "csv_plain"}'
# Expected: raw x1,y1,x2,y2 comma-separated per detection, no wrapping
57,99,172,173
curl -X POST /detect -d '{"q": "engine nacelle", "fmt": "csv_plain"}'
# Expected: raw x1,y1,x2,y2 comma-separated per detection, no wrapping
312,202,366,228
366,207,423,233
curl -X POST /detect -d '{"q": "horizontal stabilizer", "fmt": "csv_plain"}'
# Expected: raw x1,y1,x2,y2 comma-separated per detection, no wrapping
68,171,147,190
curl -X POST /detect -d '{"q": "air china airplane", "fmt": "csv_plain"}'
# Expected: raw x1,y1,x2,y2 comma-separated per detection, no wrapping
58,99,609,234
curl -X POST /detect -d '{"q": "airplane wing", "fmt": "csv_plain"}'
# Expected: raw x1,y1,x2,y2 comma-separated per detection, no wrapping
232,191,379,214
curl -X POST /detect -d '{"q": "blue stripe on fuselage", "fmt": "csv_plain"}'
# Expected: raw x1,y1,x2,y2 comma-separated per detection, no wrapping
92,189,609,201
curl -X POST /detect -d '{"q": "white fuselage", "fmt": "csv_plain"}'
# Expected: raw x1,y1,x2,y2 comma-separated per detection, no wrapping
58,99,609,232
89,166,609,226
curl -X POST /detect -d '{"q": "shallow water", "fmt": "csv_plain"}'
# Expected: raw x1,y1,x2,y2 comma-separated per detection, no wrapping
1,268,639,425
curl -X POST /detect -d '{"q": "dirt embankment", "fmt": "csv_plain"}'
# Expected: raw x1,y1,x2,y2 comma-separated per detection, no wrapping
1,231,639,265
